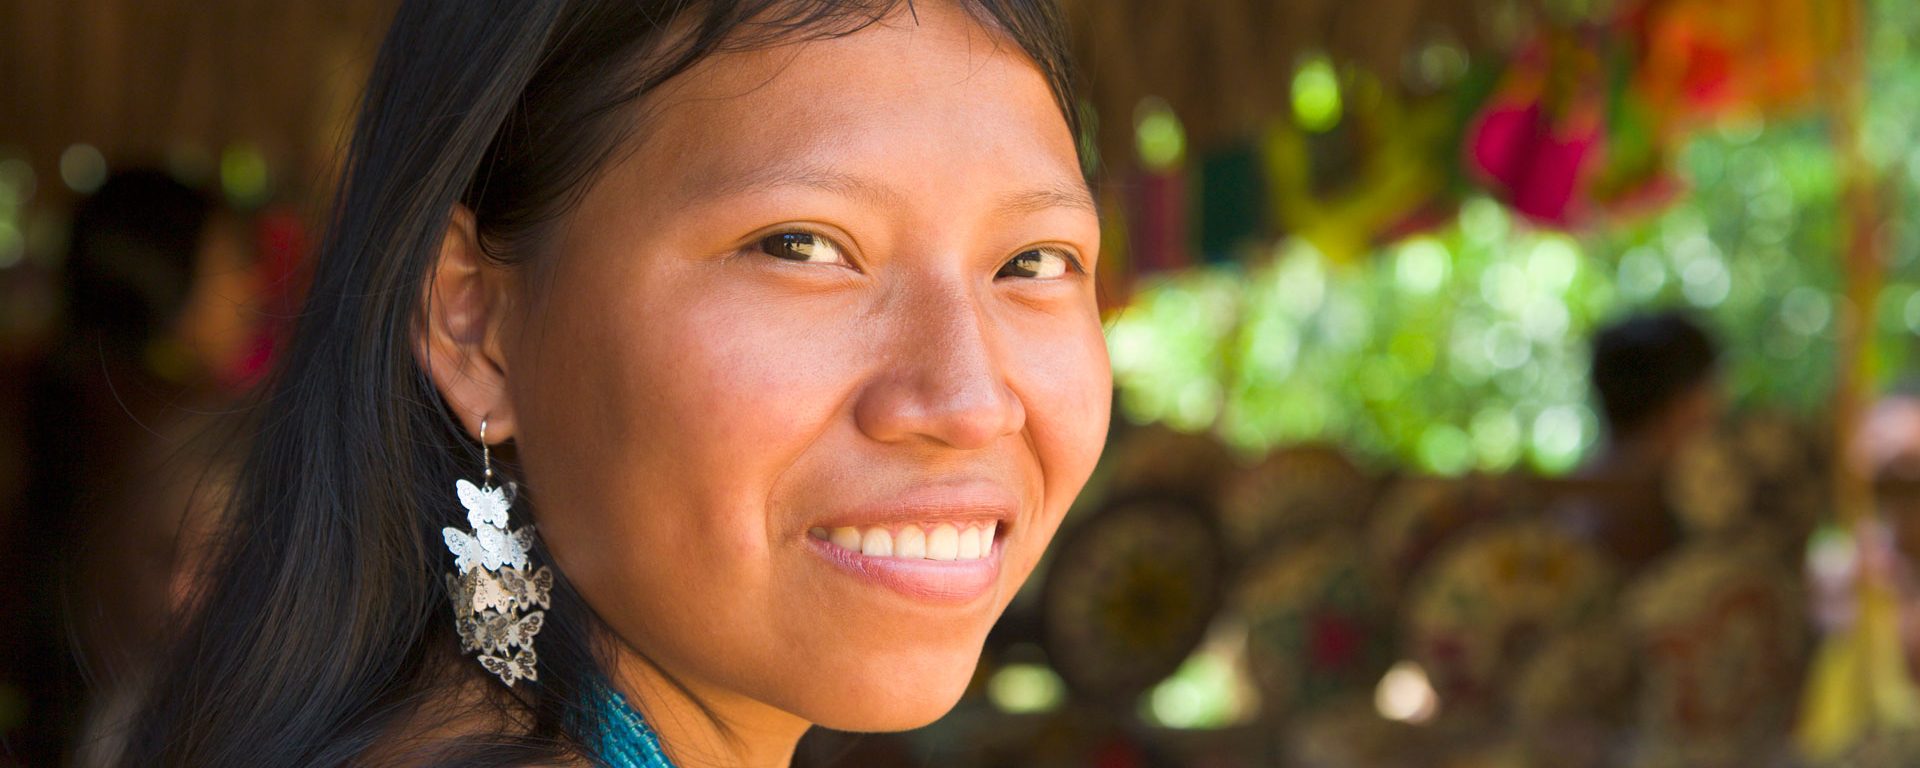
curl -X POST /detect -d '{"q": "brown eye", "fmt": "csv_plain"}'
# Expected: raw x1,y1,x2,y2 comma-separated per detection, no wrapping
757,231,846,265
998,247,1078,279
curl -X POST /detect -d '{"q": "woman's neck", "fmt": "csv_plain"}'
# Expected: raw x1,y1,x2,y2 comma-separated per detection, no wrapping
610,655,810,768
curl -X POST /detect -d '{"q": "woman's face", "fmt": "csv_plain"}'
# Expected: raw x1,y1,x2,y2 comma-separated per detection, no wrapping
504,3,1109,732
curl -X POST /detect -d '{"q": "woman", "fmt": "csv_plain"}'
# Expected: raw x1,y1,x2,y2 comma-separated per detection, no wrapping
119,0,1110,766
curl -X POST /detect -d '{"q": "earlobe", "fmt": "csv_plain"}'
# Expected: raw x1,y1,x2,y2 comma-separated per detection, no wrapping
416,204,520,443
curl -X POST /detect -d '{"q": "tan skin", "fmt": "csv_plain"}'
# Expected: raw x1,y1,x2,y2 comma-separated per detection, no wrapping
417,4,1110,766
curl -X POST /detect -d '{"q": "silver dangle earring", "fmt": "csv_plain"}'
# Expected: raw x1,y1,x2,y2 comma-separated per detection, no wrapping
443,416,553,686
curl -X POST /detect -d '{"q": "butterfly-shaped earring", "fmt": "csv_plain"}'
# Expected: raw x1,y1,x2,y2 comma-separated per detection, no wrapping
444,416,554,687
481,649,539,687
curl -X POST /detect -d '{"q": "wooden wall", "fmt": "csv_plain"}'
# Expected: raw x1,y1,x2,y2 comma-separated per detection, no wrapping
0,0,398,208
0,0,1519,206
1061,0,1518,167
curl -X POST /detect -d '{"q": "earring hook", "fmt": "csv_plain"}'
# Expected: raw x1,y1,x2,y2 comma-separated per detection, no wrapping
479,415,493,488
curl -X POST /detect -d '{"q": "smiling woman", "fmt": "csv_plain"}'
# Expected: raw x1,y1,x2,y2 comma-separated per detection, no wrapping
115,2,1108,767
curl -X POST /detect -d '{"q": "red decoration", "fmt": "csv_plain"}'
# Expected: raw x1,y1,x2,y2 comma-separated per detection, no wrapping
1468,101,1603,227
1628,0,1845,121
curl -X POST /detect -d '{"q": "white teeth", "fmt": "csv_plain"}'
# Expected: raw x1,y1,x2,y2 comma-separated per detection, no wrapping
896,525,927,559
815,522,998,562
928,524,960,561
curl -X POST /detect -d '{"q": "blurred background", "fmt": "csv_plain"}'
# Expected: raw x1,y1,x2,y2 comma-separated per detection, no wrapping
4,0,1920,766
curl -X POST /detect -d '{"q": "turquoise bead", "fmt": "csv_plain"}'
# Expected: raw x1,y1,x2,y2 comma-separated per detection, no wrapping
592,682,675,768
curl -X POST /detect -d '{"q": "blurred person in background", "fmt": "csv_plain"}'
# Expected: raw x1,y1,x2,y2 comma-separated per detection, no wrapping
1,169,260,765
1854,387,1920,679
1862,388,1920,564
1556,310,1724,572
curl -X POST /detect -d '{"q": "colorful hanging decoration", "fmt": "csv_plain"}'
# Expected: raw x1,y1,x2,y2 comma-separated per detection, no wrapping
1797,520,1920,762
1466,99,1602,227
1122,168,1193,276
1626,0,1849,122
1463,20,1696,230
1071,0,1861,312
1119,96,1195,278
1262,69,1455,263
1193,140,1268,264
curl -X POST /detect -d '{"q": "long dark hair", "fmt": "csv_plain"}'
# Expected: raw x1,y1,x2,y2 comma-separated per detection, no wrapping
117,1,1083,766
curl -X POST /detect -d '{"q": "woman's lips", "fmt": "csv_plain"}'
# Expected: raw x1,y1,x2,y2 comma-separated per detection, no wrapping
803,483,1017,603
806,521,1004,603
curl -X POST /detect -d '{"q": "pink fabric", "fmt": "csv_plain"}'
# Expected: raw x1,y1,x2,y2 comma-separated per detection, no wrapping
1468,102,1601,227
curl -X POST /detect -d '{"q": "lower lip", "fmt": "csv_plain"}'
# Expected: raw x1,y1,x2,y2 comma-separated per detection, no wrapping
806,535,1003,604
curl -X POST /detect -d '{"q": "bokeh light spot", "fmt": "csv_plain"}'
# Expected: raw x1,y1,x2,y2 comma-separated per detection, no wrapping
1394,237,1450,295
220,143,271,207
1134,97,1186,172
59,144,107,193
1531,405,1590,473
987,664,1066,715
1376,660,1439,724
1780,287,1833,336
1291,56,1342,133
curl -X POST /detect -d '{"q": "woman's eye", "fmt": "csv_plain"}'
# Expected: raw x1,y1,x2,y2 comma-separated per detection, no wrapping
998,247,1079,280
756,231,846,265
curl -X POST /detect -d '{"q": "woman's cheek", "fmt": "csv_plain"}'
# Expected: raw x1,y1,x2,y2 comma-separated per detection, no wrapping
1031,317,1112,476
649,284,863,506
1011,316,1112,563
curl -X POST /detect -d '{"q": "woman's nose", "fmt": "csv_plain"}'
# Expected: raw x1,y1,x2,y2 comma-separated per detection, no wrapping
852,285,1026,451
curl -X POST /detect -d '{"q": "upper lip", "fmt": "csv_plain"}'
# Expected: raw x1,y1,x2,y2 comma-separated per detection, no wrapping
809,481,1019,531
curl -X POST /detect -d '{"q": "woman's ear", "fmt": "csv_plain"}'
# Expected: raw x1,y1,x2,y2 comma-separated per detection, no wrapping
416,204,519,443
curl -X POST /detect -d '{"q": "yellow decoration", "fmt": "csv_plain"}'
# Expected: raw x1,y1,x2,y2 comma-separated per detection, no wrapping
1261,96,1448,264
1795,528,1920,760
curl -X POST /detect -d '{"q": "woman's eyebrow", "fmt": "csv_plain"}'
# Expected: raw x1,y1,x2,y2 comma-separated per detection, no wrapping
682,162,904,209
682,160,1096,217
993,182,1096,217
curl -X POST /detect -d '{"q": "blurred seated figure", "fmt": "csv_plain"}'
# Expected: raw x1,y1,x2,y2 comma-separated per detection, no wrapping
2,169,259,765
1854,388,1920,684
1557,310,1724,572
1862,390,1920,564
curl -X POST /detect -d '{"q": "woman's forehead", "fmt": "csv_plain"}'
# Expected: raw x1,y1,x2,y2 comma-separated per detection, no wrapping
629,3,1083,204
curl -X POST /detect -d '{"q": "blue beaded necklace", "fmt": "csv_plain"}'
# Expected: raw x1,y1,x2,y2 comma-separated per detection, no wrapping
591,682,675,768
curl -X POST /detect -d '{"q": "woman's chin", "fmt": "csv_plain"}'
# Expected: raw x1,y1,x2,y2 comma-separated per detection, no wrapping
798,659,980,733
